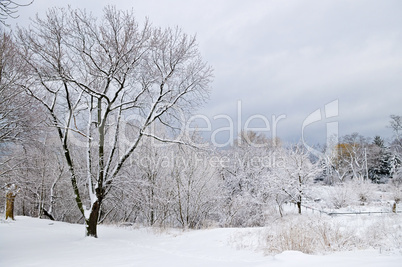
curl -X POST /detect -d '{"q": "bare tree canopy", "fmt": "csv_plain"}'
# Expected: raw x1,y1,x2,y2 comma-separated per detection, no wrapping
0,0,33,26
16,6,212,237
390,115,402,140
0,30,32,145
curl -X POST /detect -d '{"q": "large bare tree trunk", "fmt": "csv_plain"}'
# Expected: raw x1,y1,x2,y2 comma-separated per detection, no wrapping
86,200,101,237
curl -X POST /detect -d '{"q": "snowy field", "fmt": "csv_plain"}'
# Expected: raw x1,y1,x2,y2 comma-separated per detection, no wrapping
1,216,402,267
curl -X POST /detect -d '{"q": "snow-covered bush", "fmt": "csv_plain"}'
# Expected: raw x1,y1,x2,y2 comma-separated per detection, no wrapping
261,214,402,255
265,217,317,254
349,180,375,205
326,184,355,209
263,215,359,254
325,180,376,209
389,173,402,204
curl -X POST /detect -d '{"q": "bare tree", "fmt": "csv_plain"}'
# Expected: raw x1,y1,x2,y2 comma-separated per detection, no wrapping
325,133,371,183
171,145,220,229
219,131,278,226
17,6,212,237
0,30,31,146
272,144,321,214
0,0,33,26
0,29,39,202
389,115,402,153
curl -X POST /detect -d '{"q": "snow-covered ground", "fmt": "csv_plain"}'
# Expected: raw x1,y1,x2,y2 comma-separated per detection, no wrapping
1,216,401,267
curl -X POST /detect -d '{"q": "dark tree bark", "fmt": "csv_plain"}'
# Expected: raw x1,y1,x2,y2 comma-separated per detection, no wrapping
86,200,101,237
42,208,55,221
297,200,302,215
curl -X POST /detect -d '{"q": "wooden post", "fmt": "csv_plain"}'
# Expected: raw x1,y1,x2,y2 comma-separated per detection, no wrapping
392,202,397,213
4,184,20,220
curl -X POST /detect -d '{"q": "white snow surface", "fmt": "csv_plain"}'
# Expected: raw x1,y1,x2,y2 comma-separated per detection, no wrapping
0,216,401,267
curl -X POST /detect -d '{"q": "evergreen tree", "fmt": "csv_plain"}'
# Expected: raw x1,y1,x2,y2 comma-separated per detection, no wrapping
368,136,393,183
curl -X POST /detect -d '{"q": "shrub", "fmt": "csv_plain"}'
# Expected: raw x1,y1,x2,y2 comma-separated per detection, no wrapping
327,184,354,209
259,214,402,255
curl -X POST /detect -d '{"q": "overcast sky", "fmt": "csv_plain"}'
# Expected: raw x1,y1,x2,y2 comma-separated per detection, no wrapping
10,0,402,146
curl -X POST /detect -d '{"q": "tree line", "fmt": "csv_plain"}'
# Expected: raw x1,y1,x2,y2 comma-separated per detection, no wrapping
0,6,401,237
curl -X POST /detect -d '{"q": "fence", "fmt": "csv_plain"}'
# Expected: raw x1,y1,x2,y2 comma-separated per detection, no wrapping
289,202,402,216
